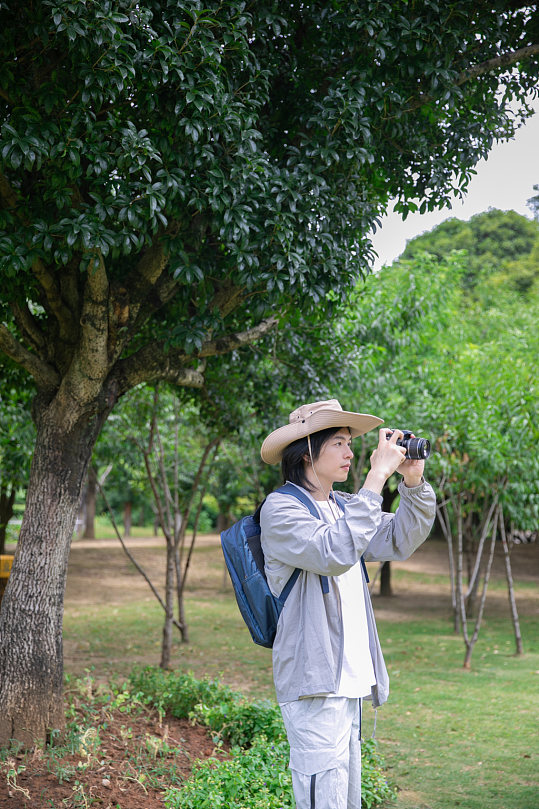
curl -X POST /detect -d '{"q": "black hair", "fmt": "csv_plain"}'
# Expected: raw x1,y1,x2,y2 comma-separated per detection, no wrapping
281,426,346,491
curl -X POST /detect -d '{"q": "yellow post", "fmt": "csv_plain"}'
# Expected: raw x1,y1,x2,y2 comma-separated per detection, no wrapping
0,554,14,604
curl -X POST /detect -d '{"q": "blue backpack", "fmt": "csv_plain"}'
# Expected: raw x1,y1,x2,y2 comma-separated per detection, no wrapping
221,483,353,648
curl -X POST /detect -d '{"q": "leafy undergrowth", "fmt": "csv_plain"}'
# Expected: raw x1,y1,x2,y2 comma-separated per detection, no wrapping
0,669,395,809
130,667,396,809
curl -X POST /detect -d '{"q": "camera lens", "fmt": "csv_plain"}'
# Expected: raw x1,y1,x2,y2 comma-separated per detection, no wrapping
406,437,430,460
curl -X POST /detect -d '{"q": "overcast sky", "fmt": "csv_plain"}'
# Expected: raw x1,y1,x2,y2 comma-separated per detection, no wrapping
370,99,539,270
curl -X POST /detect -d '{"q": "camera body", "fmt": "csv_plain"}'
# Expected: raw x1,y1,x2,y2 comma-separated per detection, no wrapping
386,429,431,460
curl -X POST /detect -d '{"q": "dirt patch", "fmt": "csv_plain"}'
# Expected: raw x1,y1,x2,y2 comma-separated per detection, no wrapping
0,700,227,809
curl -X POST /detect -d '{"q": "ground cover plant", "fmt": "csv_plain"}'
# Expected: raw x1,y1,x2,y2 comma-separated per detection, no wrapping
129,668,394,809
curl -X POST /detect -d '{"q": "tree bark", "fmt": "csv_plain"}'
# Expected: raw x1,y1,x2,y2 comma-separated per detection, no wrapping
379,562,392,597
160,542,175,669
0,397,107,747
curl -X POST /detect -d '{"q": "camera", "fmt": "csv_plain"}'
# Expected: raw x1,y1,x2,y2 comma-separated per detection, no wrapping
386,430,431,460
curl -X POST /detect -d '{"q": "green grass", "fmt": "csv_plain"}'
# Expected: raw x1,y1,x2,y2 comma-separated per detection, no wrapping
63,594,276,695
5,515,160,544
62,544,539,809
371,617,538,809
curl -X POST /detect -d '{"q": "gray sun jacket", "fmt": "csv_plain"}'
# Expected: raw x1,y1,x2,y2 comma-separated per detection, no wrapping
260,479,436,707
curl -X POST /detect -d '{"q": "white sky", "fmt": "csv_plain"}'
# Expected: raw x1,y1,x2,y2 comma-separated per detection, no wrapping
370,99,539,270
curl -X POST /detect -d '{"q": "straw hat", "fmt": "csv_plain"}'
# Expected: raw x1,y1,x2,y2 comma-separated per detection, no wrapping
260,399,383,464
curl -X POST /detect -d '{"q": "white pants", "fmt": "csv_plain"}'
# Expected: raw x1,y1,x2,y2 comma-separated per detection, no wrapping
280,696,362,809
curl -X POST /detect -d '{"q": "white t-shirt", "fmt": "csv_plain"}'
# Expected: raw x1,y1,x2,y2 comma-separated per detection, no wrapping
316,500,376,699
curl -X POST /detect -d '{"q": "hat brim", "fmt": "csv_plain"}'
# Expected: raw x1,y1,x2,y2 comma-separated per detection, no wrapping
260,409,383,465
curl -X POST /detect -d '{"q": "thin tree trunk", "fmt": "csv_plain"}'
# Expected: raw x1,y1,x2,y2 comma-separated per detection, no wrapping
0,402,105,747
463,506,498,669
455,494,469,647
123,500,132,537
465,498,498,600
160,542,175,669
380,562,392,597
436,500,459,631
465,499,498,617
351,435,367,492
498,507,523,656
82,466,97,539
379,484,397,597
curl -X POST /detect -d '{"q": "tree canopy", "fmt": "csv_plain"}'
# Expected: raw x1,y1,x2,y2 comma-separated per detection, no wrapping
1,1,539,400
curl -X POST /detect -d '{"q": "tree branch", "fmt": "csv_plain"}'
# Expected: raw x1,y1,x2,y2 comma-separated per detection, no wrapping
198,315,278,357
0,169,75,339
113,345,204,397
78,250,110,380
96,471,183,632
408,44,539,113
60,250,110,404
112,315,277,395
0,325,59,391
455,43,539,86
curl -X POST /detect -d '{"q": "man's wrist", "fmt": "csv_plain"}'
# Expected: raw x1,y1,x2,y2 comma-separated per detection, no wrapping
402,475,423,488
363,470,387,495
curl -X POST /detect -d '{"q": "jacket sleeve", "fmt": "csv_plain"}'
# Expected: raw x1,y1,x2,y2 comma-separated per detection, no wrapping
362,479,436,563
260,480,436,576
260,488,384,576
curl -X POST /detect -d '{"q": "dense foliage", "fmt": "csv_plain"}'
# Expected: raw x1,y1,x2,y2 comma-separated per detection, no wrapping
1,1,539,369
129,668,395,809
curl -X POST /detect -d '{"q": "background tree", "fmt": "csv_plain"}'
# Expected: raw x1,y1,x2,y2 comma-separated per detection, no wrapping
401,208,539,292
377,212,538,665
527,182,539,219
0,362,34,554
1,0,539,745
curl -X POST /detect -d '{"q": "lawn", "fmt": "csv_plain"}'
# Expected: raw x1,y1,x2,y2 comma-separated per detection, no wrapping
56,532,539,809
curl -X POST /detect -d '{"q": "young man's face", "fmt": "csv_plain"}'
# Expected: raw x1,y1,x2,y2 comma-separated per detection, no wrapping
313,428,354,486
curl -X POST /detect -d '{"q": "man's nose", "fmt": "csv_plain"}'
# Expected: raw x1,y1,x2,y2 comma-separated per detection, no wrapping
344,446,353,459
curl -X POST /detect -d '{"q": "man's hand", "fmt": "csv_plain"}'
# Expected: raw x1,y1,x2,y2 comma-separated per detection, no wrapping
397,455,425,488
363,429,407,494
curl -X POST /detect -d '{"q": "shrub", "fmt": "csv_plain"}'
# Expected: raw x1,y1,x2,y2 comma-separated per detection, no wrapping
129,667,395,808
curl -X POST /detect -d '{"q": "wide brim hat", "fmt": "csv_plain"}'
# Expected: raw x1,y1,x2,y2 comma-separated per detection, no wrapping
260,399,383,465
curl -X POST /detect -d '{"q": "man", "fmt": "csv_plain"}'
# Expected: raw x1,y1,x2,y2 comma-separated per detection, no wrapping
259,399,436,809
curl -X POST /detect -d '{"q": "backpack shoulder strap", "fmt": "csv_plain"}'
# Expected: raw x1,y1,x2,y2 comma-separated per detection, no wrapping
276,482,321,519
275,482,329,595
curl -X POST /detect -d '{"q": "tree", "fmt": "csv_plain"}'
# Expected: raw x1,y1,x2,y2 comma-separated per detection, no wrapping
1,0,539,745
0,361,34,554
528,183,539,219
374,223,538,665
401,208,539,290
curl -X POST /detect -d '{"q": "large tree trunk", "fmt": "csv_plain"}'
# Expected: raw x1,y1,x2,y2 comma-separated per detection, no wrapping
0,397,106,747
